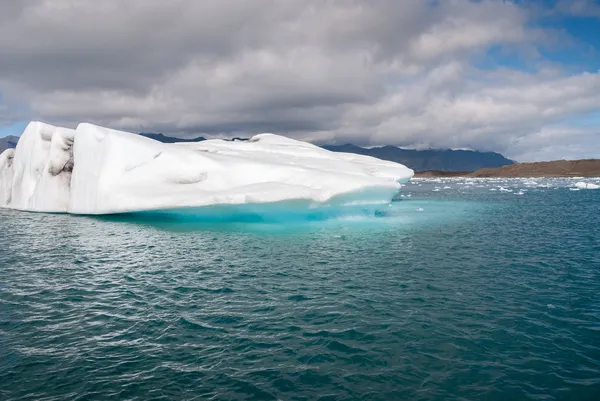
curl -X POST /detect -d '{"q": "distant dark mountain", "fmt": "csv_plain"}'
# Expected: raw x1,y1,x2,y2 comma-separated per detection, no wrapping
323,144,514,172
0,135,19,153
139,133,206,143
139,133,514,172
140,133,252,143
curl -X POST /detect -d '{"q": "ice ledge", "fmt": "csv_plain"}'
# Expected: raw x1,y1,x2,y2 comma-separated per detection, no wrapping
0,122,414,215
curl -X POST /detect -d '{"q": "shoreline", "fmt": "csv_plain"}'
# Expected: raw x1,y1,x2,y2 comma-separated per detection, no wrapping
413,159,600,178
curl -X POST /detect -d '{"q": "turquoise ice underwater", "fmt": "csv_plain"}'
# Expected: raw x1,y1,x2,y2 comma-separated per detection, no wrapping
1,177,599,400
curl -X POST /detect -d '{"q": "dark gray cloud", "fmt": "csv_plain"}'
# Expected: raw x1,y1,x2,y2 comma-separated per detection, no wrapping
0,0,599,161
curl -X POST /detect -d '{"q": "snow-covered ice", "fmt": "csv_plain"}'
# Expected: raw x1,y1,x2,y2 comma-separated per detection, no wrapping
5,122,75,212
0,122,414,215
0,148,14,206
574,181,600,190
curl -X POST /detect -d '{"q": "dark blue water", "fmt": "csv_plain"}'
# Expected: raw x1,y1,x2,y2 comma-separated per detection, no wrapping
1,178,599,400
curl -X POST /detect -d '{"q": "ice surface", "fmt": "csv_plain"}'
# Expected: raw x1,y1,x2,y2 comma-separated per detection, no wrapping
0,149,14,206
69,124,413,214
0,122,414,215
5,122,75,212
574,181,600,190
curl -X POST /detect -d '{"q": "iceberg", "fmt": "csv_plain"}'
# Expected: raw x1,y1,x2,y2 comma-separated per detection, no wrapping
0,122,413,215
574,181,600,190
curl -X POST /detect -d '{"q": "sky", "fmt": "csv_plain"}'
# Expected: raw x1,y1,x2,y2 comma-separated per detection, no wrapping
0,0,599,161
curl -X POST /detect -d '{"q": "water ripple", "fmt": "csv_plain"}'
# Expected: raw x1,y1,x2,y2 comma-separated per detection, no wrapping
1,180,599,400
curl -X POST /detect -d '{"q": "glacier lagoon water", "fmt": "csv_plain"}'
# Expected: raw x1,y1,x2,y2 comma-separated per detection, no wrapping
1,178,599,400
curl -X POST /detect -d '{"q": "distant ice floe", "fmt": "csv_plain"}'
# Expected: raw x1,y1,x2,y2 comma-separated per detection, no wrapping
574,182,600,190
409,176,600,195
0,122,414,215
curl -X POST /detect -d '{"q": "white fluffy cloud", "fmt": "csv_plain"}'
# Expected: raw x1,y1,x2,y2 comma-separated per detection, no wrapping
0,0,599,161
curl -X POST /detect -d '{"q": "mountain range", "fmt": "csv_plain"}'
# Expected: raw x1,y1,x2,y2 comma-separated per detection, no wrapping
0,136,19,153
1,133,515,172
321,144,514,172
139,133,207,143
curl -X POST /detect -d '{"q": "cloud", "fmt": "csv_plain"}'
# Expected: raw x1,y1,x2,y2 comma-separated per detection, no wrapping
551,0,600,19
0,0,598,161
509,125,600,161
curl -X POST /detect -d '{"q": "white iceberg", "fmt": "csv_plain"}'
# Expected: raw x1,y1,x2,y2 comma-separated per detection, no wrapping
0,122,414,215
574,181,600,190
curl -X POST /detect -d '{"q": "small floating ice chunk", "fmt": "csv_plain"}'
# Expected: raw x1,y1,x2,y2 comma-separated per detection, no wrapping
574,182,600,190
